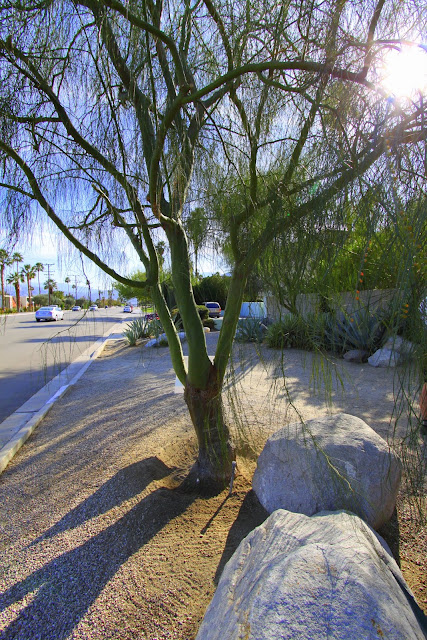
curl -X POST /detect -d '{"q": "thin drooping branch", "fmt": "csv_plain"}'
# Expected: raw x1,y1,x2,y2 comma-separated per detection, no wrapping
0,140,148,289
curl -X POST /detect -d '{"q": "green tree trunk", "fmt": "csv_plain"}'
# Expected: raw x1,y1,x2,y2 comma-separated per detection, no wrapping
184,366,235,491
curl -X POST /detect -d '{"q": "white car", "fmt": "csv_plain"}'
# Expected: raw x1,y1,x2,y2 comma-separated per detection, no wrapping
89,304,98,310
204,301,221,318
123,305,133,313
35,306,64,322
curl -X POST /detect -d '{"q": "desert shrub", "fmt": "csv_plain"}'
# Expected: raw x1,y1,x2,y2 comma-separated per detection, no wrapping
266,314,316,350
172,304,209,329
123,316,151,346
235,318,266,343
203,317,216,331
148,318,164,338
197,304,209,321
323,308,387,355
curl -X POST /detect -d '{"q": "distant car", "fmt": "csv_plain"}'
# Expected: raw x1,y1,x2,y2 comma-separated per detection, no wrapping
123,305,133,313
72,305,81,311
204,301,221,318
35,306,64,322
89,304,98,311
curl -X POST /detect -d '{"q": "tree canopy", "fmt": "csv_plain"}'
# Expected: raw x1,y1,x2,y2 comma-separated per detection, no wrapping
0,0,426,487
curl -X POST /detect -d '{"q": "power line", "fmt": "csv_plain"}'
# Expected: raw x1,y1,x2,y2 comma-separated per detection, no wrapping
44,263,55,305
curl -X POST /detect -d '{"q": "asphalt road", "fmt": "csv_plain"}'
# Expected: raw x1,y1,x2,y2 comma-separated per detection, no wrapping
0,307,139,423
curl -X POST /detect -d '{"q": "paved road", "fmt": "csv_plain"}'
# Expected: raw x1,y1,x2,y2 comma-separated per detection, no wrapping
0,307,139,422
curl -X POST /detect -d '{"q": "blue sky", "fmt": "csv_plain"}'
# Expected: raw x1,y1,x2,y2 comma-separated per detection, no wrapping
2,226,228,298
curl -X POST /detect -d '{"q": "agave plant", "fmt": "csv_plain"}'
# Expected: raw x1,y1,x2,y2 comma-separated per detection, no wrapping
324,309,387,355
235,318,266,343
123,316,151,346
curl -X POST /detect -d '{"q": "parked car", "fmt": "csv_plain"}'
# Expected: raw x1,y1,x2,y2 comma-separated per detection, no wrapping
72,305,81,311
204,301,221,318
123,305,133,313
35,306,64,322
89,304,98,310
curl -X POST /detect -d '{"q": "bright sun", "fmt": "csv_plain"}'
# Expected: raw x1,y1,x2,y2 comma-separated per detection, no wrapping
381,44,427,99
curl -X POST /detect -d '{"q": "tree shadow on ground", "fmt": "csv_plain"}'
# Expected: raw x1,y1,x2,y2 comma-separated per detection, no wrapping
214,490,268,585
0,463,195,640
30,457,174,545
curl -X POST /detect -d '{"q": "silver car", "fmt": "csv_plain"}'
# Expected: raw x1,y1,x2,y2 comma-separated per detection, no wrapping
35,306,64,322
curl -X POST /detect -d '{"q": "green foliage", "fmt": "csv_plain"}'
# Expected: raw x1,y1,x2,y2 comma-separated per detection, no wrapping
235,318,266,343
265,308,395,355
323,309,387,355
33,293,65,308
184,207,208,276
113,271,152,306
193,274,230,309
266,313,311,349
265,314,319,350
123,316,151,346
148,318,164,340
203,318,216,331
172,304,208,329
197,305,209,321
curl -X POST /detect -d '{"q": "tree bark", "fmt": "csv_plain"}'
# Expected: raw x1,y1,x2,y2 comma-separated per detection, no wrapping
183,363,235,492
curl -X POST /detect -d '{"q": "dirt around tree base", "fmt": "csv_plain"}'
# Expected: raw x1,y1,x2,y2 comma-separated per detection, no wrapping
0,338,425,639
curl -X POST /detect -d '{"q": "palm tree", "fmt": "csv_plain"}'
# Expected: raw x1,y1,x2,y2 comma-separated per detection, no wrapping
65,276,71,296
21,264,37,310
11,251,23,275
6,271,23,312
72,282,77,301
35,262,44,294
44,278,57,305
0,249,12,311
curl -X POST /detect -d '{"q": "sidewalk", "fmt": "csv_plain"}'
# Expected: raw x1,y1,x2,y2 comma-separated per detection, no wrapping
0,320,126,474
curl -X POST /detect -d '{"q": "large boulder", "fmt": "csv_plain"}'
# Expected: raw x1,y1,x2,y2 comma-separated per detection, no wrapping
196,510,427,640
252,413,401,529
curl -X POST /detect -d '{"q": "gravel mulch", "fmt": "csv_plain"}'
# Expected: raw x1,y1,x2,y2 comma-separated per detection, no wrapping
0,335,426,639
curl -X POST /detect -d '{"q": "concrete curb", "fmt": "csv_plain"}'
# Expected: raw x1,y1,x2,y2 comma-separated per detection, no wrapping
0,321,126,475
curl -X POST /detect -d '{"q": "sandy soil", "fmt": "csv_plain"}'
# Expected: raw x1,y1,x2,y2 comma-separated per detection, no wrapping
0,333,426,639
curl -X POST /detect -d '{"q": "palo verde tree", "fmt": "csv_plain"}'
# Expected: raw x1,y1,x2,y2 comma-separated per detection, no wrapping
0,0,426,489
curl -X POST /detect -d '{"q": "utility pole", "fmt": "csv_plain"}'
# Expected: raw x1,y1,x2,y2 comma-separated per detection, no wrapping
45,263,54,305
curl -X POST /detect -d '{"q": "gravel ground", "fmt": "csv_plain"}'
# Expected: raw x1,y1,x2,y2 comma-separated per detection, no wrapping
0,333,426,639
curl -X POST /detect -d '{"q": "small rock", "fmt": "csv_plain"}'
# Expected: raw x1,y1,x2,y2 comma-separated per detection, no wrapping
383,335,415,355
343,349,369,363
368,348,401,367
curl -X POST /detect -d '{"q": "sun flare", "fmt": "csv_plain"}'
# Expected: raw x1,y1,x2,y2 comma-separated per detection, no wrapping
381,44,427,99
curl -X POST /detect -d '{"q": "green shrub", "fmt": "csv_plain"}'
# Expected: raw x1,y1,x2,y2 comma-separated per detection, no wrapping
148,318,164,339
203,318,216,331
323,308,387,354
123,316,151,346
235,318,266,343
266,314,316,350
197,304,209,321
171,304,209,329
